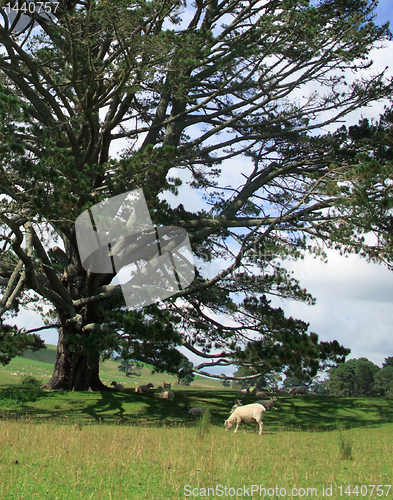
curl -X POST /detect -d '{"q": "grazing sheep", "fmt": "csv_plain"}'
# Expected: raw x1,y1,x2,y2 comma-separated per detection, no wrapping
188,407,204,416
111,381,125,392
225,403,266,435
135,382,154,393
254,391,267,399
275,389,289,395
239,388,249,396
255,396,277,410
230,399,243,414
158,389,175,399
289,386,307,395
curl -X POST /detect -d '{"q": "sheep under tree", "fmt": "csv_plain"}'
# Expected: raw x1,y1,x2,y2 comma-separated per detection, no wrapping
135,383,154,394
289,387,307,395
158,389,175,399
111,381,125,392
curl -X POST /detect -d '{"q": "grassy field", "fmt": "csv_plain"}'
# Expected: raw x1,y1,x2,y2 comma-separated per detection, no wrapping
0,416,392,499
0,345,225,390
1,349,393,499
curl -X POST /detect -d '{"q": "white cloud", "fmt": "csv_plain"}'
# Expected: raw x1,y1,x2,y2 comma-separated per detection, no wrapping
272,250,393,368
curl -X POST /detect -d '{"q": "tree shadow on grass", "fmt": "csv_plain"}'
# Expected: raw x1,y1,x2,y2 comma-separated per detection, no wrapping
1,387,393,431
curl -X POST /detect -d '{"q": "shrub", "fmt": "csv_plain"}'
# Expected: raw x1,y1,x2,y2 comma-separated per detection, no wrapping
21,375,41,387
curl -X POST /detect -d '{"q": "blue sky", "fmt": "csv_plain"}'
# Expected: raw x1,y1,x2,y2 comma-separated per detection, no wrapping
375,0,392,26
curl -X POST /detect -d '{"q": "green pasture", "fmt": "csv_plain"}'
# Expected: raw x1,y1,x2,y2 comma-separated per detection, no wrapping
0,349,393,498
0,413,392,499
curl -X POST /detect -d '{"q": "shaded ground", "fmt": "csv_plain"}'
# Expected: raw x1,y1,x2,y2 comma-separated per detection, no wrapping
0,386,392,431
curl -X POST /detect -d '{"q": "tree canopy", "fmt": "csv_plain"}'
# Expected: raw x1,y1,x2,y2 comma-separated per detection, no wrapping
327,357,393,397
0,0,392,390
309,105,393,266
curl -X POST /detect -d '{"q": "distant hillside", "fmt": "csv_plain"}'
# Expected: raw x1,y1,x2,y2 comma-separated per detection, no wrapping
1,345,226,390
21,345,57,364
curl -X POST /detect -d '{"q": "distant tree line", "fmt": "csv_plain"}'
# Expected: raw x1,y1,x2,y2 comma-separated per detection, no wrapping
228,357,393,398
328,357,393,398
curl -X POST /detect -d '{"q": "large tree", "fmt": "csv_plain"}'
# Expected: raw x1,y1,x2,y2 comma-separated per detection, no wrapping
0,0,391,390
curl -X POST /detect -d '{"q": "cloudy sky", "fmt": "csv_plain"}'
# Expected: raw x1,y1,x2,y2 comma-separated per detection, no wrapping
8,1,393,374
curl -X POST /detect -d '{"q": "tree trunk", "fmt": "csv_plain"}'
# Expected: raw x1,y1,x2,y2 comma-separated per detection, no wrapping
43,324,106,391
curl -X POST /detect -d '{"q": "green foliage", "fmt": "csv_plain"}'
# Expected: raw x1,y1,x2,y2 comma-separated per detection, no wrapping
118,359,142,377
309,379,330,395
373,366,393,398
324,107,393,264
283,374,307,390
237,296,350,381
328,358,381,396
101,304,186,374
0,324,45,366
232,366,268,390
20,375,41,387
177,360,195,386
0,385,44,405
382,356,393,369
220,374,231,387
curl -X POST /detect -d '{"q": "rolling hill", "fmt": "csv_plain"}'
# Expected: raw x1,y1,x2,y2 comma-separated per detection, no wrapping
0,344,226,390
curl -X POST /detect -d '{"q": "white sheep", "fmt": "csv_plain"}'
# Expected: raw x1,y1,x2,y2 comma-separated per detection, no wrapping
289,386,307,395
255,396,277,410
225,403,266,435
188,407,204,416
239,388,249,396
158,389,175,399
111,381,125,391
135,382,154,393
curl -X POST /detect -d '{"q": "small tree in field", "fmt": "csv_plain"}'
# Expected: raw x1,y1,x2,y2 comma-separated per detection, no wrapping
220,374,231,388
0,0,391,389
118,360,142,377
